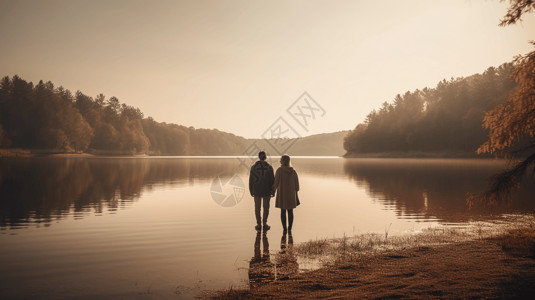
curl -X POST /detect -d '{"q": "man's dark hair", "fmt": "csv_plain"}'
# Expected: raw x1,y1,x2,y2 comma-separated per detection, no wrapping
258,151,267,161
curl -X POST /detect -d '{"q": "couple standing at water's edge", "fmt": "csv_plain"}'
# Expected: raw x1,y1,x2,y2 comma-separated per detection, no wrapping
249,151,300,234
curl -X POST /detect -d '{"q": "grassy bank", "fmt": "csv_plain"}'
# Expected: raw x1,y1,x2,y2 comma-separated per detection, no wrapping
210,216,535,299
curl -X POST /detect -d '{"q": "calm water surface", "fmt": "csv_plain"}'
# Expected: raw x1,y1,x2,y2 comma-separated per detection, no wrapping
1,157,534,299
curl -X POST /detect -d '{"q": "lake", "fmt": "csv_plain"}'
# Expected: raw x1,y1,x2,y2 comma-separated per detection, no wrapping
1,157,534,299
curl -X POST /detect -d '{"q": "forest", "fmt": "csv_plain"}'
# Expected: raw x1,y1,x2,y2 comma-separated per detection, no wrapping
0,75,246,155
343,63,517,157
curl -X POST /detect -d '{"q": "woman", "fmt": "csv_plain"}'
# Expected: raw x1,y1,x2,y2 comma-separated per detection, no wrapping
272,154,299,234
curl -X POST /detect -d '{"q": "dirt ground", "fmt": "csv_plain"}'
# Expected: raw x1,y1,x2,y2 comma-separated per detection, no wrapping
212,228,535,299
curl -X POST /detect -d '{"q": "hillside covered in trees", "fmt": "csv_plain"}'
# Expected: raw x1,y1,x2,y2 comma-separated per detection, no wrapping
248,131,348,157
0,75,345,156
0,76,245,155
344,63,517,157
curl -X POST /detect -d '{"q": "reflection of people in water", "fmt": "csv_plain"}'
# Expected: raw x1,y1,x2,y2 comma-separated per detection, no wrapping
273,154,299,234
248,231,275,288
276,233,299,280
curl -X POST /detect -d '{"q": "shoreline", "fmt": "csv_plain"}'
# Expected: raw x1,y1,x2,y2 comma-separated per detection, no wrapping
0,149,143,158
0,148,498,159
211,219,535,299
343,151,492,159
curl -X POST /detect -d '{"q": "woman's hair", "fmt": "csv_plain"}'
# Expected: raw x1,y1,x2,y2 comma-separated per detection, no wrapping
280,154,290,166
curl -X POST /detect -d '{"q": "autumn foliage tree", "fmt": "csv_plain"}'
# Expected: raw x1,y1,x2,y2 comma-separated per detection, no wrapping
469,0,535,204
478,48,535,158
499,0,535,26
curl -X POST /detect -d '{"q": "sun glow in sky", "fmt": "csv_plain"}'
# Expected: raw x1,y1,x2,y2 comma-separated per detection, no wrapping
1,0,534,138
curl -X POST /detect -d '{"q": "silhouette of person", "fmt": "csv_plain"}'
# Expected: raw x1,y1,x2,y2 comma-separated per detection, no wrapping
273,154,299,234
276,232,298,280
249,151,275,231
248,231,274,289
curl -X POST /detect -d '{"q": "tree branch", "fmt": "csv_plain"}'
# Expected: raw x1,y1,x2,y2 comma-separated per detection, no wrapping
467,150,535,207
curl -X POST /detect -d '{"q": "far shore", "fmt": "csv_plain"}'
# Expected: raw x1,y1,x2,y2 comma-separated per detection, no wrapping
343,150,493,159
0,148,143,157
1,148,499,159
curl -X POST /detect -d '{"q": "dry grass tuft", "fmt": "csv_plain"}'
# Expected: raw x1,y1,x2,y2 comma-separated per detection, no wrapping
295,215,534,267
295,238,330,256
206,285,251,300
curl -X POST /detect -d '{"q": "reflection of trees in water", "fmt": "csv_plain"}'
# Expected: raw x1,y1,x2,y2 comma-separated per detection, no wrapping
343,159,535,222
0,158,241,227
290,158,345,177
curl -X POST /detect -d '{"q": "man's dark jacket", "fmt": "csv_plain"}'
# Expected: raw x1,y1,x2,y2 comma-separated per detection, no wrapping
249,160,275,197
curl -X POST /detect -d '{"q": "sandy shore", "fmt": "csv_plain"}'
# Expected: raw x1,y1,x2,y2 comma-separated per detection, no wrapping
212,222,535,299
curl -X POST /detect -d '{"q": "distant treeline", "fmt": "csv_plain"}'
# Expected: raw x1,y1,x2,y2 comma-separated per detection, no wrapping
344,63,516,157
0,76,345,156
0,76,245,155
247,131,348,157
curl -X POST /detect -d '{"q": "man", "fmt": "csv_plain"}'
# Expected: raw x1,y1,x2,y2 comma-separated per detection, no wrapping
249,151,274,231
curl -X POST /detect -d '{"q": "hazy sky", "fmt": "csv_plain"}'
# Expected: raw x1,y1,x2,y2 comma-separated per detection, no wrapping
1,0,534,138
